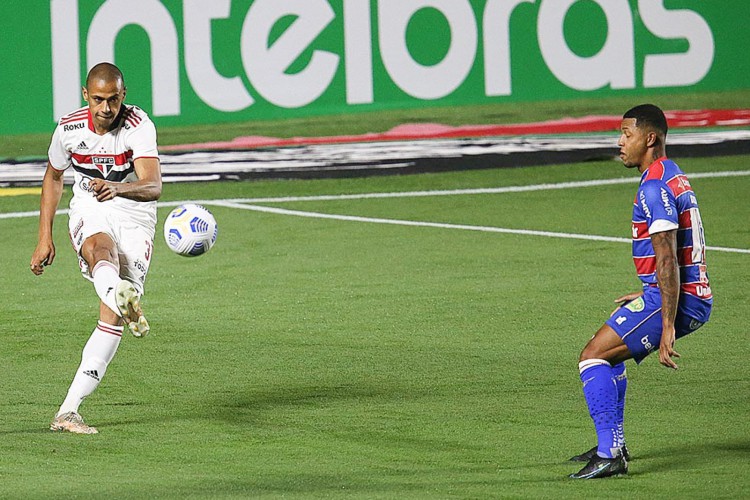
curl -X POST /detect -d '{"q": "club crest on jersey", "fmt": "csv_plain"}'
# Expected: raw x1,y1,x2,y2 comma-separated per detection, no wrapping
625,297,645,312
92,156,115,176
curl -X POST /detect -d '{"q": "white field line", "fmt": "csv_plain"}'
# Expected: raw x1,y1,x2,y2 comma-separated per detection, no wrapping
209,200,750,254
157,169,750,206
213,200,632,243
2,169,748,254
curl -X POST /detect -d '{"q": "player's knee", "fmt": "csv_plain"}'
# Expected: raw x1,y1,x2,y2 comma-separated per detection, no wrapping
578,346,598,363
82,236,118,267
578,338,602,362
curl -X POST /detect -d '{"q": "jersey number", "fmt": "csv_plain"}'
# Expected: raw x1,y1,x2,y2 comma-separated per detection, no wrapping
690,207,706,265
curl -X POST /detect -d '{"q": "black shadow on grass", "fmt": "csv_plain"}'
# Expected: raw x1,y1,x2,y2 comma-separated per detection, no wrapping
205,383,432,424
627,439,750,476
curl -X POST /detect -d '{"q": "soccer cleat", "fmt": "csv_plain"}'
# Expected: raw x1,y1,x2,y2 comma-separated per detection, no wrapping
569,452,628,479
50,412,98,435
115,280,149,338
570,444,630,462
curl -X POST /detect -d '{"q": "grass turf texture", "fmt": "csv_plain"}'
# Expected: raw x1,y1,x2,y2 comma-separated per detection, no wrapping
1,156,748,498
1,89,749,159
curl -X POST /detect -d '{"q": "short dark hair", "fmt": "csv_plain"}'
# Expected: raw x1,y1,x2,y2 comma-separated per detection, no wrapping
86,62,124,89
623,104,668,137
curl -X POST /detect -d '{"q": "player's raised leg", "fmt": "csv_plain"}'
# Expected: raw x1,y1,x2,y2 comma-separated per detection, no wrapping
84,233,148,337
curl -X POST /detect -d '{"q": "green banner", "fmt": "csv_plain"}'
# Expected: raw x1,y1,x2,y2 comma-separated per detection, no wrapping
1,0,748,135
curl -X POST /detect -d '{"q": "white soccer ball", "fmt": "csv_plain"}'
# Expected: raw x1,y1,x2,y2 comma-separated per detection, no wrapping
163,203,218,257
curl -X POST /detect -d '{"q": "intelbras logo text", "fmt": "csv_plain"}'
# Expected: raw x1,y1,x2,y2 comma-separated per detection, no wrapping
51,0,715,119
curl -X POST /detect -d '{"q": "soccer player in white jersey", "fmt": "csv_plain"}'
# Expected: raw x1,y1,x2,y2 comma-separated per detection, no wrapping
30,62,162,434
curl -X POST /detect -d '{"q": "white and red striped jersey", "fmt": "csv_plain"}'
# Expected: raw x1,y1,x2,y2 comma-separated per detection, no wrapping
48,105,159,227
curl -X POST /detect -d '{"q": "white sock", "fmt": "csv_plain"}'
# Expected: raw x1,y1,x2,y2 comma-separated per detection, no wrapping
57,321,123,416
92,261,123,317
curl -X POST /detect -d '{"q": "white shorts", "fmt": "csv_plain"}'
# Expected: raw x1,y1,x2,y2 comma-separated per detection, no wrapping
68,204,155,295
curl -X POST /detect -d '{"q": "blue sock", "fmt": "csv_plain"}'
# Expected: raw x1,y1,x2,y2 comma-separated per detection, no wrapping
579,359,619,459
612,362,627,449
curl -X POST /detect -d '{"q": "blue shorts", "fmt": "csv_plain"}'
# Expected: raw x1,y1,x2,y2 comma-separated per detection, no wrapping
605,287,708,363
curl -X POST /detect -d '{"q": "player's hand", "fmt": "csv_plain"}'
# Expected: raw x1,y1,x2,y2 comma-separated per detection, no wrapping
658,327,680,370
90,178,119,202
610,291,644,316
614,291,644,305
30,242,55,276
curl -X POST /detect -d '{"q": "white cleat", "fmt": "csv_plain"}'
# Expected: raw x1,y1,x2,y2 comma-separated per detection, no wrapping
115,280,150,338
50,411,98,434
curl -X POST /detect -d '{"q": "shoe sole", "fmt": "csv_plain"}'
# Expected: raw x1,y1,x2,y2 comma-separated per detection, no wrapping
50,422,99,434
115,281,150,338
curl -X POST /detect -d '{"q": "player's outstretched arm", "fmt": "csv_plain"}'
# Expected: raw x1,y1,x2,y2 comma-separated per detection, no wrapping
652,229,680,369
30,163,64,275
90,157,162,203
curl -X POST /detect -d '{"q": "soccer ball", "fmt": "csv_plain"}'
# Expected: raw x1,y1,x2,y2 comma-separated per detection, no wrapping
163,204,218,257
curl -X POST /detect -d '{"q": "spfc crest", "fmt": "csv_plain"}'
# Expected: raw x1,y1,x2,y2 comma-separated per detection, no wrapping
92,156,115,177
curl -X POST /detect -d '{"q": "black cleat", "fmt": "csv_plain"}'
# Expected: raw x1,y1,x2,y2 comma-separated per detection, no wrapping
569,452,628,479
570,444,630,462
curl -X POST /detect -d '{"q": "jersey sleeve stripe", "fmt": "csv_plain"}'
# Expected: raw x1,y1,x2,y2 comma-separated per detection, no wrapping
60,111,88,125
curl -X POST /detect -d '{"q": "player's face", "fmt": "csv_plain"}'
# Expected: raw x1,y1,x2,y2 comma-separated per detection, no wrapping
617,118,649,170
82,78,126,134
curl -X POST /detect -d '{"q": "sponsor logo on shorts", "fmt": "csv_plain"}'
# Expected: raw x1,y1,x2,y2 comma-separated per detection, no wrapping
640,335,655,352
615,316,627,325
134,259,147,274
72,219,84,238
625,297,645,313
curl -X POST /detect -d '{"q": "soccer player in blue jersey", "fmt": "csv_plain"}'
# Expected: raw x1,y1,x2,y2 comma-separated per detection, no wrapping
568,104,713,479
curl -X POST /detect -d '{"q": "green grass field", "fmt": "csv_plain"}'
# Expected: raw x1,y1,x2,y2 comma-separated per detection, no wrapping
1,154,748,498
